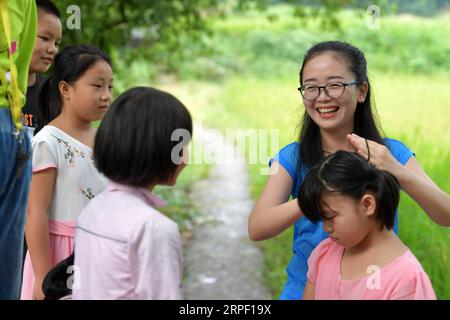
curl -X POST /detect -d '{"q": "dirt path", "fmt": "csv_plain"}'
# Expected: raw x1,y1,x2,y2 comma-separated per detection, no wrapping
182,123,271,300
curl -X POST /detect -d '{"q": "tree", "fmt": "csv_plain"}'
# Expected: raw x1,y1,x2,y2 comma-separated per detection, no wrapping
56,0,222,53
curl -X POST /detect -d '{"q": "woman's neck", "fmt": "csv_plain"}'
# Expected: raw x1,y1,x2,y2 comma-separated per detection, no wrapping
320,126,355,155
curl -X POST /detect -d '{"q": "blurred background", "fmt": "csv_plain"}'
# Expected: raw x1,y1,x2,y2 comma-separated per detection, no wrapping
56,0,450,299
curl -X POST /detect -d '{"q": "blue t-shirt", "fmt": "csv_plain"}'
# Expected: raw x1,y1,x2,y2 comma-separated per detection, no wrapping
269,138,414,300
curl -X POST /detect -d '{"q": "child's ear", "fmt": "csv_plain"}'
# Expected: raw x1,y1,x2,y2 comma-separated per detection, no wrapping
59,81,71,100
361,193,376,217
357,82,368,103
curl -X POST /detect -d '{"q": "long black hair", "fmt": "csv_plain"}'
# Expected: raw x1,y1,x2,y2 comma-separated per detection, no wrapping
38,44,111,125
298,41,384,173
298,151,399,230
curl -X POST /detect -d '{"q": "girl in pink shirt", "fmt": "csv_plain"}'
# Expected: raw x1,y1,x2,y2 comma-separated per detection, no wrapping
72,87,192,300
299,151,436,300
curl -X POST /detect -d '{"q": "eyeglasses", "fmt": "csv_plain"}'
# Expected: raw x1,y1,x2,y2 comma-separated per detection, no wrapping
298,81,361,101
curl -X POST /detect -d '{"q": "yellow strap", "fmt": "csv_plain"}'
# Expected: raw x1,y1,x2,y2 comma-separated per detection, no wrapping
0,0,23,130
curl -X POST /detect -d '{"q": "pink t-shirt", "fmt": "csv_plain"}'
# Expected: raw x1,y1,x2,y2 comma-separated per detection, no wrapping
72,182,183,300
307,238,436,300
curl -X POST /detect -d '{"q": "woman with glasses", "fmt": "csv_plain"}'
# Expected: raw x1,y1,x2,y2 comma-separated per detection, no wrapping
248,41,450,300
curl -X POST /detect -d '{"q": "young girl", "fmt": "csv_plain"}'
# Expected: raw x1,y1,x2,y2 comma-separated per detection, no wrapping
22,0,62,137
248,41,450,300
299,151,436,300
21,44,113,300
72,87,192,300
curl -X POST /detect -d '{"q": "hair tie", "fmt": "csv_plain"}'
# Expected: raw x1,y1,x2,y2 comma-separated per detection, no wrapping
365,138,371,162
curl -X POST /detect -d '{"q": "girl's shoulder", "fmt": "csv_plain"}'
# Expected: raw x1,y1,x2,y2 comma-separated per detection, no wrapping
311,238,339,258
32,126,71,147
31,126,63,154
32,125,56,141
384,250,436,299
308,238,342,269
34,125,93,152
307,238,341,284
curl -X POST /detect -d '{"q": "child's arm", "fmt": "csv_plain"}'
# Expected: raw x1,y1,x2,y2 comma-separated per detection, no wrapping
302,281,316,300
25,169,56,300
248,161,303,241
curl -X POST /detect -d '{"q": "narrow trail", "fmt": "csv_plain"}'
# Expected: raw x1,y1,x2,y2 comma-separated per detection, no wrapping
182,123,271,300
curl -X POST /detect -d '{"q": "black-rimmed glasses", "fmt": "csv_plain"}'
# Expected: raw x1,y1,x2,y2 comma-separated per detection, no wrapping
298,81,361,100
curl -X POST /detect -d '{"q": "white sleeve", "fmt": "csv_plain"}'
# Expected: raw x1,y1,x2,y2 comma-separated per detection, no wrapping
129,217,183,300
31,136,58,172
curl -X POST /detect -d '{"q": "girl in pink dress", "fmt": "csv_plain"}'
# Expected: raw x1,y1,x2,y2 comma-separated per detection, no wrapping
299,151,436,300
21,44,113,300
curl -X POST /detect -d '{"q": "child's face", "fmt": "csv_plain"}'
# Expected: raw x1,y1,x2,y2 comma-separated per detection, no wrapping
320,193,376,248
29,10,62,74
62,60,113,122
301,52,367,133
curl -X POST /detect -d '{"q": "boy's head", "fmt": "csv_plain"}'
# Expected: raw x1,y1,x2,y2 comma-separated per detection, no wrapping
29,0,62,75
298,151,400,247
94,87,193,188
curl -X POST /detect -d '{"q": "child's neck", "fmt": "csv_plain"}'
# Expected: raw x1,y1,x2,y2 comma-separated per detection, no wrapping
320,126,355,155
50,112,95,148
345,225,406,259
341,226,408,281
346,227,393,255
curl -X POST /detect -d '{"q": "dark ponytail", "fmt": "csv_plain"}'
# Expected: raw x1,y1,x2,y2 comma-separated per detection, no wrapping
38,76,57,126
298,151,399,230
38,44,112,125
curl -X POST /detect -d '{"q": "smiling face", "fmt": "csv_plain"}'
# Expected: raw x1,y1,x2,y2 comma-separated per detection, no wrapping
60,60,113,122
321,193,377,248
29,9,62,74
301,51,368,133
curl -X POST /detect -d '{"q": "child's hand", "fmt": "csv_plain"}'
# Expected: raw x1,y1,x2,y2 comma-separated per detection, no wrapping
346,133,405,179
32,278,46,300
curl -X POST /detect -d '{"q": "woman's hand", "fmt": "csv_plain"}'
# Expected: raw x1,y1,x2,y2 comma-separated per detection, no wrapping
346,133,405,180
347,133,450,226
